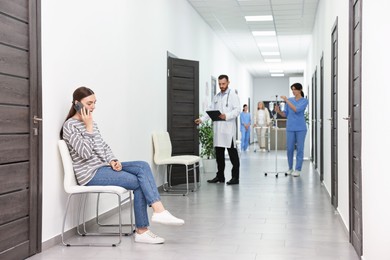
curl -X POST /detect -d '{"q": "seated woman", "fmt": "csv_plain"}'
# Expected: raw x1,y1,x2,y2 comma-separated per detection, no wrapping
60,86,184,244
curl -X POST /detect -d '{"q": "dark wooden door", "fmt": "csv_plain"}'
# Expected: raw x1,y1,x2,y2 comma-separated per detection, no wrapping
167,57,199,185
0,0,42,259
320,55,324,182
331,18,339,208
314,68,318,169
310,71,317,167
310,75,314,163
349,0,363,255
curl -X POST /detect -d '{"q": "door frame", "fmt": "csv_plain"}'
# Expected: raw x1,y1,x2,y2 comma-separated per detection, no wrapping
30,0,43,253
320,54,324,182
331,17,339,208
348,0,363,255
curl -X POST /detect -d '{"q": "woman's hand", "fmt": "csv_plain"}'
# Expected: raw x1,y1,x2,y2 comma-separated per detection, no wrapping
110,160,122,171
80,107,93,133
280,95,287,102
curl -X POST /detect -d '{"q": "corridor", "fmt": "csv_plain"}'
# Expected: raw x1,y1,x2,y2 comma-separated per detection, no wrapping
27,147,360,260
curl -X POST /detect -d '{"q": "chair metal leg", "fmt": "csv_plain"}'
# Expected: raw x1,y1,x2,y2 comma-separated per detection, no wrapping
160,163,201,196
192,163,198,192
61,192,126,247
95,191,135,236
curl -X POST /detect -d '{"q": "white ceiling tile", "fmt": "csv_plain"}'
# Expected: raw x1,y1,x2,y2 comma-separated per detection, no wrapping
187,0,319,77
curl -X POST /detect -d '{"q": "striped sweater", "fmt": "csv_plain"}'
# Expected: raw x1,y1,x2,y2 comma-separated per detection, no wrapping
62,118,117,185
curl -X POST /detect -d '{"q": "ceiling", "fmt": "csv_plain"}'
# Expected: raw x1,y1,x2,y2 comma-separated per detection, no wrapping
187,0,320,78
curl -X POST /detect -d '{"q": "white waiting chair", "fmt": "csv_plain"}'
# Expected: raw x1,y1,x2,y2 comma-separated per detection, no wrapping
58,140,134,247
152,132,200,196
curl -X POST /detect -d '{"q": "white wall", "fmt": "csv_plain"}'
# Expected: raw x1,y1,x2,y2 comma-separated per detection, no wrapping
253,77,290,110
361,2,390,259
41,0,252,243
308,1,390,259
306,0,350,229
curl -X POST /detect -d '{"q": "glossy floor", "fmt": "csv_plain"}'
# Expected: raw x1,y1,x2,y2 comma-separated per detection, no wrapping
27,148,360,260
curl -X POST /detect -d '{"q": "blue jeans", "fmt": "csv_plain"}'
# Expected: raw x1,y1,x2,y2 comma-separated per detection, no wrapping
86,161,161,228
286,130,307,171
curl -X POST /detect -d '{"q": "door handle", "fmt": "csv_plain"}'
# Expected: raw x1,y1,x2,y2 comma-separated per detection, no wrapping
343,116,350,121
33,116,43,124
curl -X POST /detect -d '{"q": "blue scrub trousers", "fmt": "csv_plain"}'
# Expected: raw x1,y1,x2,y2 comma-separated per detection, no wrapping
286,130,307,171
241,129,250,151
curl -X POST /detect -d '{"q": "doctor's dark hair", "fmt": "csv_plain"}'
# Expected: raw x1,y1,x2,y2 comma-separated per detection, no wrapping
218,74,229,81
59,86,95,139
291,82,304,97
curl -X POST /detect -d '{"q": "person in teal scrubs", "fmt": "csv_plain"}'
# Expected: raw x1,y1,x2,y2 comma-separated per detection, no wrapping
240,104,251,151
275,83,308,177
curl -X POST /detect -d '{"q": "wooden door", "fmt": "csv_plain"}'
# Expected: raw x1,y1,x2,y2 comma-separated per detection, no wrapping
331,18,339,208
0,0,42,258
310,70,318,167
320,55,324,182
167,57,199,185
314,68,318,169
349,0,363,255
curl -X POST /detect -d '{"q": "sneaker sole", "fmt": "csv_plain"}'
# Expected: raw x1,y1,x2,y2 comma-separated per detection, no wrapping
134,239,165,244
151,220,185,226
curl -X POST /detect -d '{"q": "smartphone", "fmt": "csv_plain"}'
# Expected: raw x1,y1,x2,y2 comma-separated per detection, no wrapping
74,102,84,113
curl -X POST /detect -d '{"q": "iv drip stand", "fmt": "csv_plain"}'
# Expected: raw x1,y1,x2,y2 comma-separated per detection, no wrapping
265,95,288,178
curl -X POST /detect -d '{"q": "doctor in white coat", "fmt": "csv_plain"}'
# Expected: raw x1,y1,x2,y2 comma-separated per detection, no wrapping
195,75,241,185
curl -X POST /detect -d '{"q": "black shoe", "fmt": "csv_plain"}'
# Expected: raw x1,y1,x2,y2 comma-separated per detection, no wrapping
207,177,225,183
226,179,239,185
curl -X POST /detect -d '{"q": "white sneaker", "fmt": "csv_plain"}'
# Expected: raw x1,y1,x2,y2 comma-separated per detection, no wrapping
292,170,301,177
134,230,165,244
151,210,185,226
286,169,293,175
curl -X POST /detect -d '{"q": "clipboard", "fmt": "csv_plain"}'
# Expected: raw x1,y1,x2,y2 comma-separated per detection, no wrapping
206,110,224,121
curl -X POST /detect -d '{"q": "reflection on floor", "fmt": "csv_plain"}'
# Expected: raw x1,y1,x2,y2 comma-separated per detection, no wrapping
27,146,360,260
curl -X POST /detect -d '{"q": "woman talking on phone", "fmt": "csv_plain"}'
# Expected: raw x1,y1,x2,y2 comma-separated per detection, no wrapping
60,86,184,244
275,83,308,177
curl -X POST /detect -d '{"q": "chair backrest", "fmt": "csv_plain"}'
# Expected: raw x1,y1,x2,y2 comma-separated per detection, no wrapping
58,140,79,192
152,132,172,164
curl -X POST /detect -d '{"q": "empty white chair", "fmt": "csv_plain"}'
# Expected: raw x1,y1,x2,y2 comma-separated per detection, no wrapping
58,140,134,247
152,132,200,196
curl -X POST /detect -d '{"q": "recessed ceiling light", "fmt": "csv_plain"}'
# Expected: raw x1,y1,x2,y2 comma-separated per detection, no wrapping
265,59,281,63
245,15,273,22
262,52,280,56
271,73,285,77
269,70,284,73
252,31,276,36
257,42,279,48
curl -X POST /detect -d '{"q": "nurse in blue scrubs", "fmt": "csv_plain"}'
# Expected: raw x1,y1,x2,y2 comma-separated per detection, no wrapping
240,104,251,151
275,83,308,177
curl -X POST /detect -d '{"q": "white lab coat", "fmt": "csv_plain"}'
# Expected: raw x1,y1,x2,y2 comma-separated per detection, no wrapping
201,88,241,148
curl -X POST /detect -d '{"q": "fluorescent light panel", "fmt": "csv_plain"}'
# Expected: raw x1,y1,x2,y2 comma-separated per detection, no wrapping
261,51,280,56
245,15,273,22
264,58,281,63
257,42,278,48
252,31,276,36
271,73,285,77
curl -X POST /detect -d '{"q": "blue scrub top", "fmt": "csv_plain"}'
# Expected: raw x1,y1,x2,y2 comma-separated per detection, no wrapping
284,97,308,131
240,112,251,132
